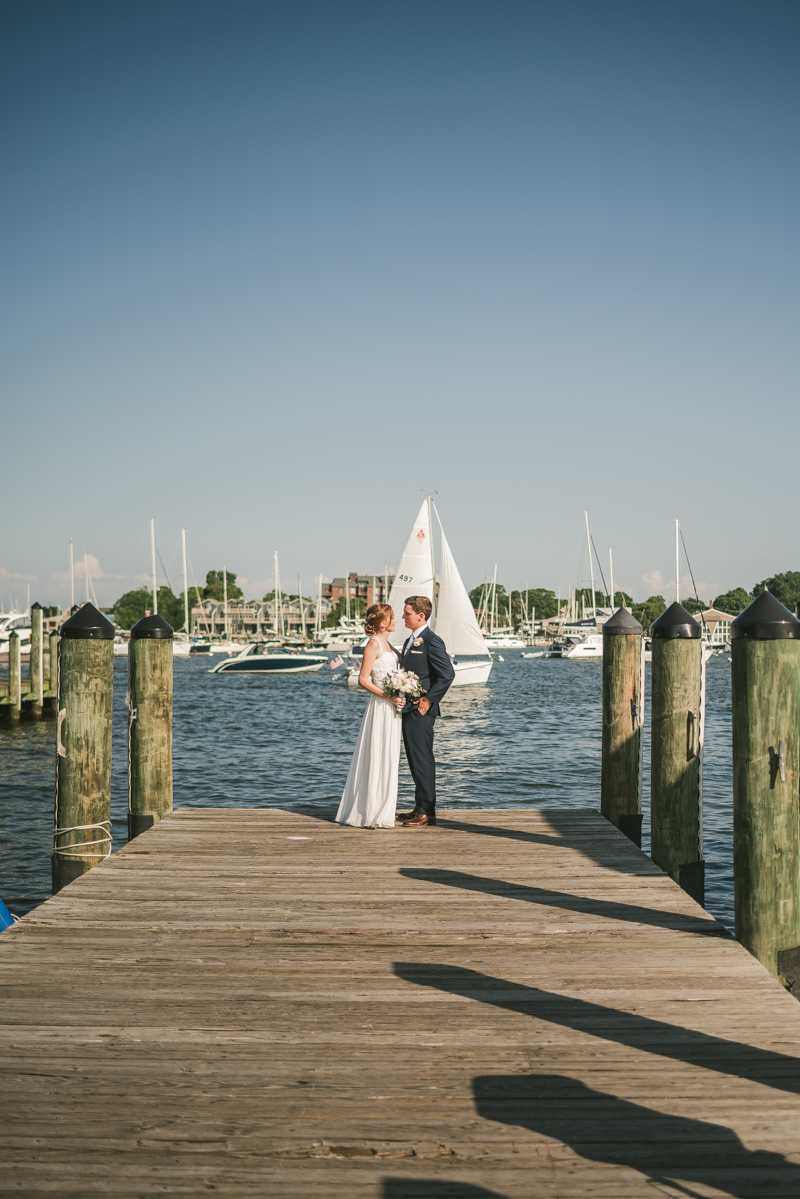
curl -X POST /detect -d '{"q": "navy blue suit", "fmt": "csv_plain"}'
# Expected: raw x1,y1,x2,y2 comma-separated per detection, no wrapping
400,625,455,816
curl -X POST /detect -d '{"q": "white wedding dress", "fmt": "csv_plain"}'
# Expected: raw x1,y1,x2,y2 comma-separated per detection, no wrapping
335,638,402,828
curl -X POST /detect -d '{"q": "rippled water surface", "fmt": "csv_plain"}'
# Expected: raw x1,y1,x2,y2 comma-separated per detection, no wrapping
0,653,734,926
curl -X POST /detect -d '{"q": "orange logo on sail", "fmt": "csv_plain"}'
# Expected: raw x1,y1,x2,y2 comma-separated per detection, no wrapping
416,528,425,544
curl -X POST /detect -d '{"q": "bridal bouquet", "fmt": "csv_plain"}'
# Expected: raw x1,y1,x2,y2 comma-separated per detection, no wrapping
383,669,424,714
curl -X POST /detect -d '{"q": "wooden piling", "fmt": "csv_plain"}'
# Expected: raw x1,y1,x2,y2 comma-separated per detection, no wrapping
601,608,644,845
650,602,704,904
8,630,22,721
42,630,51,691
52,603,115,894
28,602,44,717
128,614,173,839
43,631,60,714
731,591,800,978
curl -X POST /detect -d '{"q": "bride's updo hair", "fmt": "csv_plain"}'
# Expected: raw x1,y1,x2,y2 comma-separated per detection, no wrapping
364,602,393,635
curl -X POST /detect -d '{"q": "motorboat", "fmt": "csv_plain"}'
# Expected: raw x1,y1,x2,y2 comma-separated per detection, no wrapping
0,613,31,657
563,634,603,660
313,617,366,653
209,641,247,655
483,630,525,650
173,637,215,656
210,643,327,674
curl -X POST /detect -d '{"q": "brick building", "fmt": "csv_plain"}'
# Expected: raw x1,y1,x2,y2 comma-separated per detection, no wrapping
323,573,394,608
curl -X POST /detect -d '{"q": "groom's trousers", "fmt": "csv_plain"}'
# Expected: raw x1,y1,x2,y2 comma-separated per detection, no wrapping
402,708,437,816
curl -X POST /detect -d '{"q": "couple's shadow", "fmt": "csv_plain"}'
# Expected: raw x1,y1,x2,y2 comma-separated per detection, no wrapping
381,1072,800,1198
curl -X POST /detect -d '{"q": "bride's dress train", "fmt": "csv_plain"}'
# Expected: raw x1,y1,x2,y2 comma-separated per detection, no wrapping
335,642,401,828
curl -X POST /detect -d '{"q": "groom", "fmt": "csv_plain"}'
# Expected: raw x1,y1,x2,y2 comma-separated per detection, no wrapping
397,596,455,828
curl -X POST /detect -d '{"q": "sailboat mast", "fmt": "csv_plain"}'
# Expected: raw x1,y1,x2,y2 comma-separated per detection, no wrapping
150,518,157,615
584,511,595,621
273,552,278,634
609,548,615,612
274,552,284,636
223,564,228,641
478,575,487,631
675,518,680,604
315,574,323,637
345,568,350,623
182,529,189,636
69,538,75,610
297,573,303,638
491,565,497,635
426,493,437,622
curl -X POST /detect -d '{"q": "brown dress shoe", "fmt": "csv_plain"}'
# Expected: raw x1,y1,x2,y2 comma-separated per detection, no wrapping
402,813,436,827
396,811,419,822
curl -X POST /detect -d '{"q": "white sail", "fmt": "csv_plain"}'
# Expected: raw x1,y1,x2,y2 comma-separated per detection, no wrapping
433,507,489,656
387,497,435,646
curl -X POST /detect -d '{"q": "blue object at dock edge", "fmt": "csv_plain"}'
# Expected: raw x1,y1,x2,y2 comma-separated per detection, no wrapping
0,897,15,930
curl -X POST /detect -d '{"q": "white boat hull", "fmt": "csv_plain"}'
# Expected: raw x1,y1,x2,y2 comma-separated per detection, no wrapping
211,652,326,675
563,634,604,660
452,658,492,685
563,645,603,659
345,656,492,690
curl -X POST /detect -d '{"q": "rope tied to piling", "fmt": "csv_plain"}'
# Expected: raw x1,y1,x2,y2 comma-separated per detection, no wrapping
53,820,112,860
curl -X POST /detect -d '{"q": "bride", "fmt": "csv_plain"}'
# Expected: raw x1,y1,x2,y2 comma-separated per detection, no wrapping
335,602,405,828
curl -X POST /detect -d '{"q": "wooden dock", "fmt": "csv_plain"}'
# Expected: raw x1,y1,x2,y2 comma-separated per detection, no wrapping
3,807,800,1197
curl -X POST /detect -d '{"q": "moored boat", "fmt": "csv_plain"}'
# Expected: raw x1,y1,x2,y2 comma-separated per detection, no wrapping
211,643,327,674
562,633,603,660
0,612,31,658
483,630,525,649
346,496,494,688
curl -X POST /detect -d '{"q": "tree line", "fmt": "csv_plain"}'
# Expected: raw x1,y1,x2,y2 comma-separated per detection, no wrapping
111,570,312,632
466,571,800,630
112,568,800,633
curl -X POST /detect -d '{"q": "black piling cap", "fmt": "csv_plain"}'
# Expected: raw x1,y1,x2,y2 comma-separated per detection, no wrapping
130,613,173,640
602,608,643,636
60,602,115,640
731,590,800,641
31,601,42,610
650,601,701,640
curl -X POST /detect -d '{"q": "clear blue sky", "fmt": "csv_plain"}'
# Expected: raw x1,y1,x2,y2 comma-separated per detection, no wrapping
2,1,798,609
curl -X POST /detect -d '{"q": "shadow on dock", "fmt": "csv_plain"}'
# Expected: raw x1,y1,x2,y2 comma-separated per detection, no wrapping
399,867,725,935
383,1182,508,1198
393,962,800,1101
474,1073,800,1197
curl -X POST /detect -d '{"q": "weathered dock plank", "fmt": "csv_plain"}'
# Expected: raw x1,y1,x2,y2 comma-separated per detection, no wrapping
2,806,800,1197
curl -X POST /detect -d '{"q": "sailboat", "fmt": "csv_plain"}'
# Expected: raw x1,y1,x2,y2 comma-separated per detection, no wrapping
475,565,525,649
346,496,492,687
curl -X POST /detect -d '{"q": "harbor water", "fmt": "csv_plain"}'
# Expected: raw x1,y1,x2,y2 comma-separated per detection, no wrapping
0,652,734,927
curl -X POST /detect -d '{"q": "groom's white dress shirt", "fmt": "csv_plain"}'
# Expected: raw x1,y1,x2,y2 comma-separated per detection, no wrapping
403,623,428,655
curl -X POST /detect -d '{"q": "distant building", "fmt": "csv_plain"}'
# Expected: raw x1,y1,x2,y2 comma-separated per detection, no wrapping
324,573,394,608
698,606,735,645
191,595,333,641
